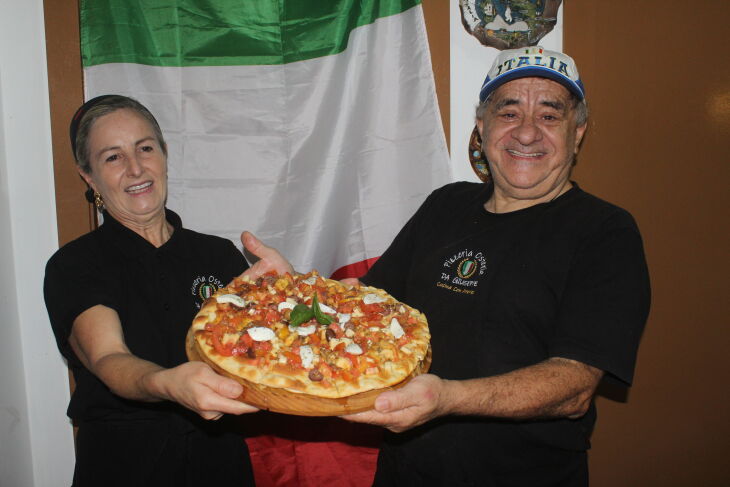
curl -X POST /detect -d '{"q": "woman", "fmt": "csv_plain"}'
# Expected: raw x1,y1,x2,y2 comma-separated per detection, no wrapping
44,95,289,486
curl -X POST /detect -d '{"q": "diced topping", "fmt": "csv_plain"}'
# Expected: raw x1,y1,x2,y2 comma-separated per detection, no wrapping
337,313,351,324
389,318,405,339
345,343,363,355
247,326,275,342
299,345,315,368
221,333,239,346
308,368,324,381
302,276,317,285
362,293,387,305
325,328,337,341
216,294,246,307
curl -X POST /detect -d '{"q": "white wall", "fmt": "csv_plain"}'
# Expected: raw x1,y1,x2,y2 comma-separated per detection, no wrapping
0,0,76,485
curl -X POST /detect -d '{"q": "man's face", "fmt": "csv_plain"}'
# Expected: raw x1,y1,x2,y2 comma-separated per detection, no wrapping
478,77,586,202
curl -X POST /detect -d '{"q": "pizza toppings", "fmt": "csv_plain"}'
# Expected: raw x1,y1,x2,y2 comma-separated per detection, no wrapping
291,323,317,336
216,293,246,307
345,343,363,355
193,270,430,398
389,318,405,339
248,326,275,342
299,345,315,369
362,293,387,305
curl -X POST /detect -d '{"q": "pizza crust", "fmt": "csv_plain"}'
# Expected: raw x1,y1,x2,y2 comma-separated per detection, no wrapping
186,326,432,416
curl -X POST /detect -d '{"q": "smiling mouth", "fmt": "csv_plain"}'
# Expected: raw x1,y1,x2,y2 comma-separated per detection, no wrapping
507,149,545,158
125,181,153,194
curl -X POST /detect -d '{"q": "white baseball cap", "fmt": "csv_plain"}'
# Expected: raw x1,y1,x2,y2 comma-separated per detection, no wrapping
478,46,585,103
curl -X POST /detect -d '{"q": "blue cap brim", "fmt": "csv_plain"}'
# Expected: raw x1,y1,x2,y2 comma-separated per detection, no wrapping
479,67,585,103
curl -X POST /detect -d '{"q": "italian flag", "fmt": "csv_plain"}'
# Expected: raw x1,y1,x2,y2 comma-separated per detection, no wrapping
81,0,451,280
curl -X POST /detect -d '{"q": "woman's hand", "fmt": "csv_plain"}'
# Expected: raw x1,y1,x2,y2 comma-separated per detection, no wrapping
240,231,294,279
341,374,450,433
146,361,258,420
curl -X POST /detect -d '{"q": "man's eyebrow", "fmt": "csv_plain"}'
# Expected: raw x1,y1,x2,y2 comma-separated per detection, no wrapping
540,100,567,111
493,98,519,110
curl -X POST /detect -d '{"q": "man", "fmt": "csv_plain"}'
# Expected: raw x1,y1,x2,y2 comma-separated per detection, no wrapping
344,46,651,486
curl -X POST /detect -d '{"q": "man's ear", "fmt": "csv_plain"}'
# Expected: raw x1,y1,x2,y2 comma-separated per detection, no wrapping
574,123,587,154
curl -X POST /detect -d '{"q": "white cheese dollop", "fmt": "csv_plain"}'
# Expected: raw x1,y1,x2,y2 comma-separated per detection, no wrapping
318,302,337,315
362,293,387,305
299,345,315,369
337,313,351,324
247,326,275,342
345,343,363,355
277,299,297,312
302,276,317,285
290,323,317,336
389,318,405,339
216,294,246,307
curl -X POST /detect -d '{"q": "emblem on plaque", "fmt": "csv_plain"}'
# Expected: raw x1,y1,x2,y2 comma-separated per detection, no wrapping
459,0,562,50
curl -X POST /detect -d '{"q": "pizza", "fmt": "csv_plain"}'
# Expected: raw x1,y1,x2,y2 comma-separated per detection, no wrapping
186,270,431,416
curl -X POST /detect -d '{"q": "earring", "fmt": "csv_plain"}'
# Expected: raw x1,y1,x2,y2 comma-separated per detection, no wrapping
94,192,104,210
468,126,490,182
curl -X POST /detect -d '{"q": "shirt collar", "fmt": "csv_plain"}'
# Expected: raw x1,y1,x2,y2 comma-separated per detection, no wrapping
98,208,189,260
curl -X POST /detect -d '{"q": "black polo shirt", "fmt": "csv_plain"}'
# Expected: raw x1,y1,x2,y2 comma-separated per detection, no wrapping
44,209,254,486
45,208,248,422
363,182,651,486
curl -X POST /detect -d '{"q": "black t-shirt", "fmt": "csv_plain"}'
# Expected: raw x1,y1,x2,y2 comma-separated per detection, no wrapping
363,182,651,485
44,209,253,486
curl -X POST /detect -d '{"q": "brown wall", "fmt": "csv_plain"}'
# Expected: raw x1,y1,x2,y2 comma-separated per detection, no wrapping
564,1,730,485
44,0,92,246
46,1,729,485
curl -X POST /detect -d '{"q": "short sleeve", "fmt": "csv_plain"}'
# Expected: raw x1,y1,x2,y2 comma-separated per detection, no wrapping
43,248,121,364
362,188,441,300
549,212,651,385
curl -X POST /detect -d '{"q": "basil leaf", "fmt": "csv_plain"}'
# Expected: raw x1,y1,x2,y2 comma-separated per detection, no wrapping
289,304,314,327
312,294,333,325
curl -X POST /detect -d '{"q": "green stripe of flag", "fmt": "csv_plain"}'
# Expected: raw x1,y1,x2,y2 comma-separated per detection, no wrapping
80,0,421,67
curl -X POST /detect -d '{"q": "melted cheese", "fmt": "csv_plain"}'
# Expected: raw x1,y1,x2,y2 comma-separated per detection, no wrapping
362,293,387,305
389,318,405,339
247,326,275,342
299,345,314,369
216,294,246,307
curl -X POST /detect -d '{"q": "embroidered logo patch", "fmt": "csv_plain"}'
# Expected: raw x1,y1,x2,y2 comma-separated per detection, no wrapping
438,249,487,295
190,275,224,308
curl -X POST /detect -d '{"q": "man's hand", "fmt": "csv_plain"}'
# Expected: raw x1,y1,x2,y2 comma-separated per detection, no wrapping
240,231,294,279
342,374,449,433
146,361,258,420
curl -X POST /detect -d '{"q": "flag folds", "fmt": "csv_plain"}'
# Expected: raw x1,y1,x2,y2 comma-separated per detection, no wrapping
81,0,450,277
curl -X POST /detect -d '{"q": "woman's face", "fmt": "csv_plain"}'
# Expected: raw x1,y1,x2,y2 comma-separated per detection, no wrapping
79,108,168,226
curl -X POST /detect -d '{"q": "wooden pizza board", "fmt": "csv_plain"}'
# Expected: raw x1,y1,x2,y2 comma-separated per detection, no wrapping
186,327,431,417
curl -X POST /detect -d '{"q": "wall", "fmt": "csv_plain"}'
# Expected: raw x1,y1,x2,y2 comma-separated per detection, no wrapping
0,0,76,485
565,1,730,485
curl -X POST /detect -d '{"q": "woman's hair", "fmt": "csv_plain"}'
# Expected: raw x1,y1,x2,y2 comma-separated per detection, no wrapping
71,95,167,174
